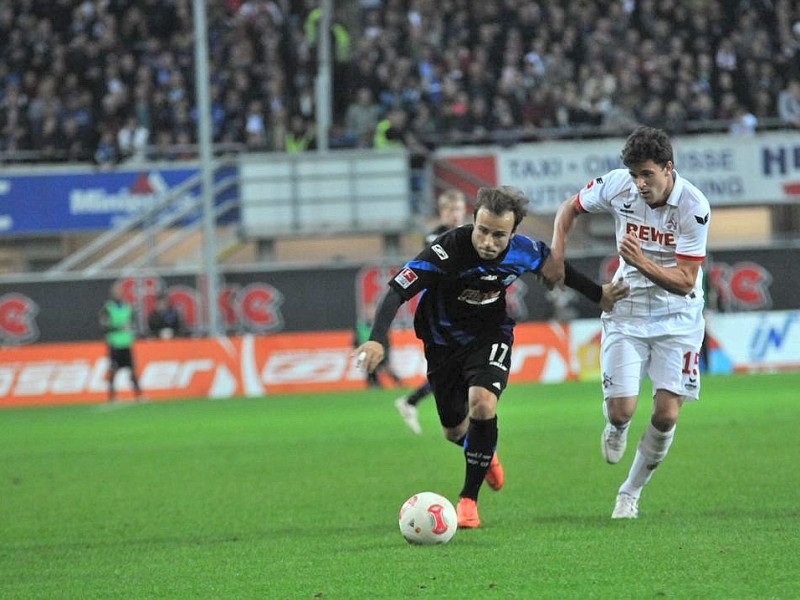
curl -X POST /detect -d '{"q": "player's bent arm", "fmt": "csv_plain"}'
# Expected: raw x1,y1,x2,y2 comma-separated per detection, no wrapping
355,288,405,373
550,195,581,262
632,256,702,296
619,232,702,295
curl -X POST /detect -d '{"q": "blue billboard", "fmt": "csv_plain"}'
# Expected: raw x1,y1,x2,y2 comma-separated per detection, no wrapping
0,166,238,234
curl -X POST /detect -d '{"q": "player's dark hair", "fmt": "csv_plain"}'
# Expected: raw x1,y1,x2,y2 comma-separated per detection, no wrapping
474,186,528,230
620,126,673,168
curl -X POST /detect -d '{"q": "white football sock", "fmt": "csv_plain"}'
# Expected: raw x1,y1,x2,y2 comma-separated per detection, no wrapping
619,422,675,499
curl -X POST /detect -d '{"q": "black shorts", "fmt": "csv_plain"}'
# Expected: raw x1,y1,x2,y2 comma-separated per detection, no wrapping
108,346,135,370
425,335,513,429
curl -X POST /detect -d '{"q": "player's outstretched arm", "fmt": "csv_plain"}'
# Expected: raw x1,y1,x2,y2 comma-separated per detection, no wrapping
354,287,404,373
355,340,385,373
556,260,629,310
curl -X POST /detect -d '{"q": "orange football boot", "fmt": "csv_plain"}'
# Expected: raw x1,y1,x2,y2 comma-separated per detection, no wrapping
485,452,505,491
456,497,480,529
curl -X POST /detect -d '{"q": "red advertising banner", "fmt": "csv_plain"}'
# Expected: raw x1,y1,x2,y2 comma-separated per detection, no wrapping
0,322,574,408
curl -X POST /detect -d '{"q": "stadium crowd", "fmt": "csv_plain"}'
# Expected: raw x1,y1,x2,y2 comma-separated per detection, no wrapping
1,0,799,166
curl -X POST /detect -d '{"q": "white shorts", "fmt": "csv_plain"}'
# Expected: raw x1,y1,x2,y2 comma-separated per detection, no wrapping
599,311,705,401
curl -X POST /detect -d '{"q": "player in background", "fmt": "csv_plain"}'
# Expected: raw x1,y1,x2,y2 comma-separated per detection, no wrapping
550,126,710,519
356,186,628,529
354,302,403,389
99,282,144,403
395,188,468,434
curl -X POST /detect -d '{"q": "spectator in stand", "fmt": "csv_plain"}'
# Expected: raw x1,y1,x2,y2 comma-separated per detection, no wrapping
244,100,268,150
729,102,758,136
117,116,150,163
283,115,315,153
62,117,92,162
777,79,800,128
344,87,381,148
94,128,118,169
1,0,799,164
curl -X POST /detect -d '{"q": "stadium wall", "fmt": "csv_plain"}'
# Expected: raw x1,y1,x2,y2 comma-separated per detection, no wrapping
0,246,795,345
0,311,796,408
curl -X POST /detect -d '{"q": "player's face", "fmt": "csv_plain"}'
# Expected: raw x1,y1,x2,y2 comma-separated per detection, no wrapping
440,201,467,228
627,160,674,208
472,207,515,260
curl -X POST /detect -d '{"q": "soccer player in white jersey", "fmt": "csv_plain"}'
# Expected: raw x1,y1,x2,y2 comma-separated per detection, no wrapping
549,126,710,519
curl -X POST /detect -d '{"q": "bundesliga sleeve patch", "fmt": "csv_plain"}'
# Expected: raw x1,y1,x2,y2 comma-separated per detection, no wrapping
585,176,603,190
394,267,419,289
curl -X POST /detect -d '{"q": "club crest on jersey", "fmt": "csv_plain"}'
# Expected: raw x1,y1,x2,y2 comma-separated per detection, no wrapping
602,372,613,389
431,244,449,260
665,213,678,231
394,267,418,289
694,213,709,225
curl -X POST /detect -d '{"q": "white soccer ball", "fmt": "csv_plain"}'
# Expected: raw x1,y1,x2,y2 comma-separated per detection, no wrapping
398,491,457,545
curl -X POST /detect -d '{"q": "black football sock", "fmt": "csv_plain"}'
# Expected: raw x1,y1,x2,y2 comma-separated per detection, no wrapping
367,372,380,388
449,434,467,448
459,417,498,501
406,382,432,406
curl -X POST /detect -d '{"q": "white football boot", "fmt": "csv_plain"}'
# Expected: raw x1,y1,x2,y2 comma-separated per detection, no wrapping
394,396,422,435
611,493,639,519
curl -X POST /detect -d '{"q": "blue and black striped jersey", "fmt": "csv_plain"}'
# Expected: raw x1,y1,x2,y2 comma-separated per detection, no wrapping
389,225,550,347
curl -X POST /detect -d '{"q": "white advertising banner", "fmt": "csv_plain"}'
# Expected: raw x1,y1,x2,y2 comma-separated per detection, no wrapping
568,310,800,381
482,132,800,214
706,310,800,372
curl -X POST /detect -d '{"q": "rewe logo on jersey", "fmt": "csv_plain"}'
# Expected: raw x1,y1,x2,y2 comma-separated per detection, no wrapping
625,222,675,246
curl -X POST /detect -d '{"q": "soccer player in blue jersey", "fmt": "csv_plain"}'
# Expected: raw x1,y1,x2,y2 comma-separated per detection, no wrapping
356,186,628,528
395,188,468,434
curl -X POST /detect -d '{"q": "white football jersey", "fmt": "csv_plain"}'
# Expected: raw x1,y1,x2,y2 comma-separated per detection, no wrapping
576,168,710,322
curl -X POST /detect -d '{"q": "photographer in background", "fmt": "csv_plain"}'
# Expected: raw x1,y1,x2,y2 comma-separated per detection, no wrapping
147,294,184,340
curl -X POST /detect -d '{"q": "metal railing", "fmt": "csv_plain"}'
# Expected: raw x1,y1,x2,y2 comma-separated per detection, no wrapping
45,159,238,276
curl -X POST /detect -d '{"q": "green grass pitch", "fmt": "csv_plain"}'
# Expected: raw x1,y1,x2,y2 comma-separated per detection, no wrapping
1,372,798,599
